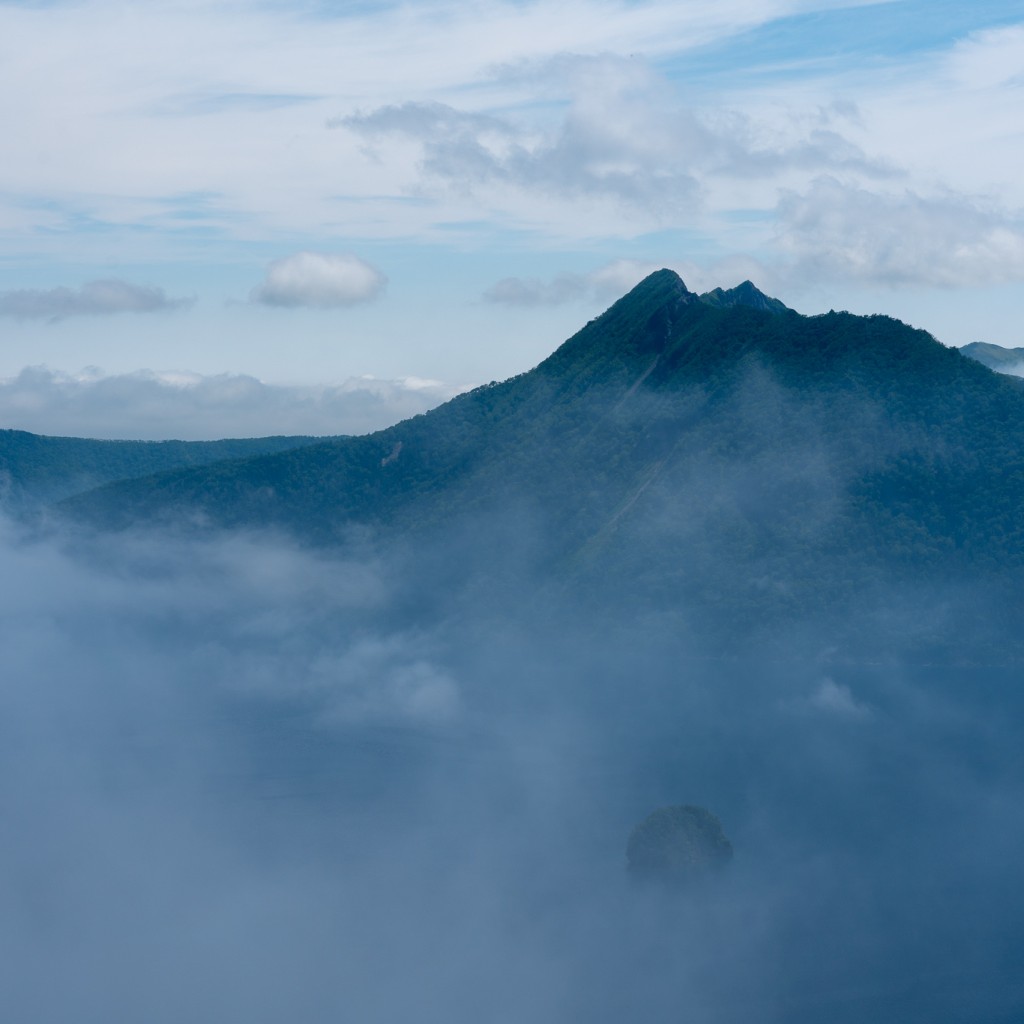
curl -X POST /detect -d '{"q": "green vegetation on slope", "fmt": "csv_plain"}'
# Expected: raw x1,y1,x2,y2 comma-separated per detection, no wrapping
54,270,1024,652
0,429,329,506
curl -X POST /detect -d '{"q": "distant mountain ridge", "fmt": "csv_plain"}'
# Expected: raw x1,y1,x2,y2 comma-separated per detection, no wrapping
961,341,1024,373
0,429,329,507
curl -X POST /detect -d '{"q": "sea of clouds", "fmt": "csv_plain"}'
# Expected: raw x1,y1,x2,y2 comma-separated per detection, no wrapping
2,504,1022,1023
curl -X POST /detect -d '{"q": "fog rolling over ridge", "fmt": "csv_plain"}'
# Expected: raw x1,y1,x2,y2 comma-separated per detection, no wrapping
4,273,1024,1021
55,270,1024,658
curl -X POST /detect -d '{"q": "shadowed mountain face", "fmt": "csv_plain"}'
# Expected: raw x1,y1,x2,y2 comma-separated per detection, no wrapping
58,270,1024,655
0,429,328,506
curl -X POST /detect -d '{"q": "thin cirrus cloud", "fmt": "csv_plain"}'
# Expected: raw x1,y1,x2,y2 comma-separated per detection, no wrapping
0,279,191,322
250,252,387,309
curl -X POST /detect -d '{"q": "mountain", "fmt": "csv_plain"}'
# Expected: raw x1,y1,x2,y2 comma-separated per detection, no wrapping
961,341,1024,374
57,270,1024,654
698,280,790,314
0,429,329,507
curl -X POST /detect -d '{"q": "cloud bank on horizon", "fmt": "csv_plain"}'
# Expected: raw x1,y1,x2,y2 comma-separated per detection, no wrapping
0,367,464,441
0,0,1022,434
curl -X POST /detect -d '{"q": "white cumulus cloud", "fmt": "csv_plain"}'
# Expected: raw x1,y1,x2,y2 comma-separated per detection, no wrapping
251,252,387,308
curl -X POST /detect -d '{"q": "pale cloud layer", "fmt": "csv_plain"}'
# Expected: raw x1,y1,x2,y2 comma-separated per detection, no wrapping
251,252,387,308
0,280,190,321
0,0,1015,253
0,367,463,440
776,178,1024,288
339,77,892,232
1,0,854,243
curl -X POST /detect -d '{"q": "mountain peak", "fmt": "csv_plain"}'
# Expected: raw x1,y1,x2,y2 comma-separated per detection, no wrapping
534,269,697,375
617,267,692,305
637,267,687,289
699,280,789,314
612,271,789,315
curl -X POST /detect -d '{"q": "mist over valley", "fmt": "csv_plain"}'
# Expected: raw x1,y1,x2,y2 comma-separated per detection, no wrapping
4,273,1024,1021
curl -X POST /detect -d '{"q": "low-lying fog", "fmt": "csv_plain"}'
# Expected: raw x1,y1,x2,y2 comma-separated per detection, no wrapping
1,515,1022,1022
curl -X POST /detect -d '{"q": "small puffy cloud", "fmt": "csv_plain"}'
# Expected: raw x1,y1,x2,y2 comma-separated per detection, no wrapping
777,177,1024,287
0,279,190,321
0,366,464,440
251,252,386,308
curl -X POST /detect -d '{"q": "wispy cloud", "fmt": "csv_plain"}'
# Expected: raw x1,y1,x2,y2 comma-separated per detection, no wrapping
777,177,1024,287
808,677,872,720
0,279,190,321
339,94,703,216
0,0,844,246
338,60,891,227
483,259,666,306
250,252,387,308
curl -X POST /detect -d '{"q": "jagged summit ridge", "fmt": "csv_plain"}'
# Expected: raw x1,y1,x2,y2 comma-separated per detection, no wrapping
536,268,792,380
699,279,790,314
598,268,790,320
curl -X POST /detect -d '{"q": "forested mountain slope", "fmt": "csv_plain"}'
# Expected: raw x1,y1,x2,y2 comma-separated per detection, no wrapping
58,270,1024,651
1,429,328,506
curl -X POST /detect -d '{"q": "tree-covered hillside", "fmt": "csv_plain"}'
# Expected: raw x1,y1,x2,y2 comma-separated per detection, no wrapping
56,270,1024,653
0,429,329,506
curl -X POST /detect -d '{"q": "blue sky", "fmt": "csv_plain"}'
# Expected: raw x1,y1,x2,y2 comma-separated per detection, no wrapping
0,0,1022,437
